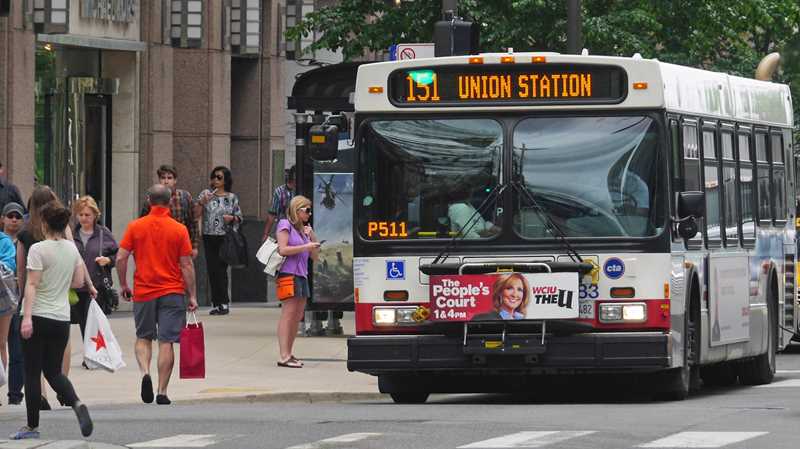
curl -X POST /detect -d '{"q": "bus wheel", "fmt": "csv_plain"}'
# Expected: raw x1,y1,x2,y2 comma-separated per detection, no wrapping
700,363,738,387
659,290,700,400
390,392,430,404
739,280,777,385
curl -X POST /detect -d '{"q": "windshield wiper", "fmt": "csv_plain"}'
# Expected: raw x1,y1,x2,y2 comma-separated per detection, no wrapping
511,180,583,263
432,182,507,265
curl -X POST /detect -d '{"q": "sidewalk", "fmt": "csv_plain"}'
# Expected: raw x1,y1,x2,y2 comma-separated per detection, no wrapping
1,304,382,408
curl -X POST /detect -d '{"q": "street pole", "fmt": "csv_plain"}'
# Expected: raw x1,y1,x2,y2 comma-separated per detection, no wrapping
567,0,582,55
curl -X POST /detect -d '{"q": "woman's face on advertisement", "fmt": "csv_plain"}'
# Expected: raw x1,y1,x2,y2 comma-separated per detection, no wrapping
501,277,525,311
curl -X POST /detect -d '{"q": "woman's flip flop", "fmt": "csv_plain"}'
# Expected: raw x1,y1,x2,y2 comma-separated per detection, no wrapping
277,359,302,368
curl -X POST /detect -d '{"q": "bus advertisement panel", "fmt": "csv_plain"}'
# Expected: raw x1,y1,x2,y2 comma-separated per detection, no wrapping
429,273,579,321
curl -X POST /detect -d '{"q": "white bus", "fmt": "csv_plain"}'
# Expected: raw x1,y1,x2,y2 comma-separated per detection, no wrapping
324,52,796,403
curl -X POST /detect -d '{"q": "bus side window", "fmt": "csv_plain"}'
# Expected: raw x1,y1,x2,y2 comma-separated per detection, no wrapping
755,132,771,222
738,133,756,243
702,129,721,246
669,120,682,242
721,131,738,244
770,133,786,222
682,123,703,246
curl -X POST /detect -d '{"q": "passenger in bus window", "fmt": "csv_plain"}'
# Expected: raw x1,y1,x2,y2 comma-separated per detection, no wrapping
447,189,499,239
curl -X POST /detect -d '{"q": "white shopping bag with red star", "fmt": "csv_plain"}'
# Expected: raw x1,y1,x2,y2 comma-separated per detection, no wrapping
83,299,126,372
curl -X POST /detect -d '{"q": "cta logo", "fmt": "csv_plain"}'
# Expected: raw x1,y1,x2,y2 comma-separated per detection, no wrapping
603,257,625,280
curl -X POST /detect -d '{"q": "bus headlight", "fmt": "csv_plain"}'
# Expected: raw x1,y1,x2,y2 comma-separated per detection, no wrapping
599,303,646,323
373,307,419,326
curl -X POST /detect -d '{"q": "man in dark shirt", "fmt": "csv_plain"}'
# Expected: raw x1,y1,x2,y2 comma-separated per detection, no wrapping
0,163,24,213
140,165,200,258
262,166,295,242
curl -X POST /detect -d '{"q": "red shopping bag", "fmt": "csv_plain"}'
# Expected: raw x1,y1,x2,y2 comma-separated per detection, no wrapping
180,312,205,379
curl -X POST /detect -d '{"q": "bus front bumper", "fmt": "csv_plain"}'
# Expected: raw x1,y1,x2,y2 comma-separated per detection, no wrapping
347,332,671,375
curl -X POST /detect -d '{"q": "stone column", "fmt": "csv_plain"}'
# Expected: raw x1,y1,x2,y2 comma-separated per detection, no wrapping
139,0,174,199
173,0,230,198
0,5,36,200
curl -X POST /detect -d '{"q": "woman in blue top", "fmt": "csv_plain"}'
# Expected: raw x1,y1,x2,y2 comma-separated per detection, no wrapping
0,229,16,388
491,273,530,320
275,196,320,368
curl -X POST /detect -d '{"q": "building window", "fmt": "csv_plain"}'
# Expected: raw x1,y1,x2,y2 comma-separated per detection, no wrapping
231,0,261,55
33,0,69,34
170,0,203,48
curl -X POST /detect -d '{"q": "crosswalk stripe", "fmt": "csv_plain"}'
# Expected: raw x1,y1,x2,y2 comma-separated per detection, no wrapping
458,431,595,448
775,369,800,375
285,433,382,449
637,432,767,448
128,434,221,447
755,379,800,388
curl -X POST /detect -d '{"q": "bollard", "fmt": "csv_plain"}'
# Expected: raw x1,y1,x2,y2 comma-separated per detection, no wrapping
305,311,326,336
325,310,343,335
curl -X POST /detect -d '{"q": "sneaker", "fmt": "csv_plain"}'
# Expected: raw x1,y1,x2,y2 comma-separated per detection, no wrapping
72,401,93,437
141,374,154,404
218,304,230,315
156,394,171,405
8,395,22,405
209,306,221,315
9,426,39,440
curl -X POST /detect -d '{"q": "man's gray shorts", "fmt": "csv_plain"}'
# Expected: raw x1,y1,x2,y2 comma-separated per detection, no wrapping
133,294,186,343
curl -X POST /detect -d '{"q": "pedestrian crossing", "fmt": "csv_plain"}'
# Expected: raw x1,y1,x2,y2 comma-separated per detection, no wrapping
124,430,772,448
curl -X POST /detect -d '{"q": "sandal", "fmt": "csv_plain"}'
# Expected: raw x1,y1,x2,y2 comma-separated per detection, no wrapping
289,356,304,366
277,358,303,368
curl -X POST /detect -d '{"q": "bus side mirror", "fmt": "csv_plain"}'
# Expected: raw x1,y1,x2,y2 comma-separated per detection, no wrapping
676,191,705,240
677,191,705,219
308,124,339,161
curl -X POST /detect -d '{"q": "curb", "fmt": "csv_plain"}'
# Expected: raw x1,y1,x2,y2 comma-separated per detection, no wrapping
173,391,389,405
0,392,389,413
0,441,127,449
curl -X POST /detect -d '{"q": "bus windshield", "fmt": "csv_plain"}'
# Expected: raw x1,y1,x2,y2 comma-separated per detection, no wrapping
513,116,663,238
358,119,503,240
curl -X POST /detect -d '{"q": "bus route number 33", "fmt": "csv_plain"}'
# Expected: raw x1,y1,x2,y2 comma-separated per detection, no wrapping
578,282,598,319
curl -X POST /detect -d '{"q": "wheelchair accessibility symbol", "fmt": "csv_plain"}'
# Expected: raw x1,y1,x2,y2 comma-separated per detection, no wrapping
386,260,405,280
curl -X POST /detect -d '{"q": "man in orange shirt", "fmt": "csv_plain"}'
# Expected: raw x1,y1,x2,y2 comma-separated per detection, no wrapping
117,184,198,405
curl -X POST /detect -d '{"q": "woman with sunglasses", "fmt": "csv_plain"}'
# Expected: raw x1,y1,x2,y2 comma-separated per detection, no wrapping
197,166,242,315
275,196,319,368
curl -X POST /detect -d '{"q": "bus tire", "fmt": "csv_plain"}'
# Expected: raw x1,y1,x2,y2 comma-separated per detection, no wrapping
659,282,700,400
739,276,777,385
389,392,430,404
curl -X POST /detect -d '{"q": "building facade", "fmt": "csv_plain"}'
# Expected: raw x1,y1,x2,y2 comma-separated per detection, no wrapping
0,0,337,302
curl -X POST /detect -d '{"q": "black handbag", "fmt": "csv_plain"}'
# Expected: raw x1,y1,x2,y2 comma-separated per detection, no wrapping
220,224,248,268
95,228,119,315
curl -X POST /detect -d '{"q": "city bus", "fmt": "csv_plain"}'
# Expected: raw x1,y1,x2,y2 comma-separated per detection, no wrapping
319,52,797,403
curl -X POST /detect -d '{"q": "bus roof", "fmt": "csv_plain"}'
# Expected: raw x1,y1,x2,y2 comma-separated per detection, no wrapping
354,52,794,127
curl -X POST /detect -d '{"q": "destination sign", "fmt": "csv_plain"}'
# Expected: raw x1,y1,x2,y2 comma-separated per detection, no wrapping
388,64,627,106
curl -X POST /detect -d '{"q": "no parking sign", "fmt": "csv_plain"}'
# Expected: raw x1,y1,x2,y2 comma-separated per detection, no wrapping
393,43,435,61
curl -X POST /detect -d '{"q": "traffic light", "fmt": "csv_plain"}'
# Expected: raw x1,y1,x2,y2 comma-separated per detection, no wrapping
0,0,9,16
433,18,479,57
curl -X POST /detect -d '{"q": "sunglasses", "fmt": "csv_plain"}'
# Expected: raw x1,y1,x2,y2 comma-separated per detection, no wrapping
299,207,312,214
5,213,21,220
211,174,224,181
